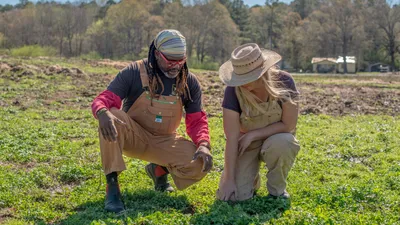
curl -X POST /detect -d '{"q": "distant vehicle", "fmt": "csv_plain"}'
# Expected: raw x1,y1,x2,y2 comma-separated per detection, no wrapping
367,63,391,73
380,65,390,73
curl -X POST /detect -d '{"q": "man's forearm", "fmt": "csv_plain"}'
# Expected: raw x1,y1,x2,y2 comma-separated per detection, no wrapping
91,90,122,119
185,111,210,146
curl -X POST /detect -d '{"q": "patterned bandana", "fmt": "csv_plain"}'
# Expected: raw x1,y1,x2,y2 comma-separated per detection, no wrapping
154,29,186,60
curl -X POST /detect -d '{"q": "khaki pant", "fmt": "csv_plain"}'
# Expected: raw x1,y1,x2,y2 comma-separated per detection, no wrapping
218,133,300,201
99,108,207,190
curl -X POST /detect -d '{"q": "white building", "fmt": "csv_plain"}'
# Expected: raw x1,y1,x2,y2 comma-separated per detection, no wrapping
336,56,356,73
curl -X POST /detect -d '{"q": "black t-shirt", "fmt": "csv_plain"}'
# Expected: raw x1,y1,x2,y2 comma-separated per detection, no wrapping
222,71,299,114
107,59,202,113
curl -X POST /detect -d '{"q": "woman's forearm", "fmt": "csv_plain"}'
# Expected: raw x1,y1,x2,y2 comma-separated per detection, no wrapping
224,138,238,181
251,121,293,141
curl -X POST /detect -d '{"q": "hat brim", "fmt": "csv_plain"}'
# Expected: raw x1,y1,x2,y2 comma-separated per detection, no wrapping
219,49,282,87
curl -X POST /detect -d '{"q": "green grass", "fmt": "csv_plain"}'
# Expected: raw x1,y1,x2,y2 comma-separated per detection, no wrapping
1,57,399,224
1,109,399,224
10,45,58,57
187,59,219,71
80,51,103,60
3,57,120,75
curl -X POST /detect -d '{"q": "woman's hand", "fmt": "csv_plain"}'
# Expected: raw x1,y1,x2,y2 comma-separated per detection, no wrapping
219,178,237,201
238,132,255,156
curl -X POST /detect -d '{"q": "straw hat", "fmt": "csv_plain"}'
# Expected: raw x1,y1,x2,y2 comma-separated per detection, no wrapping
219,43,282,86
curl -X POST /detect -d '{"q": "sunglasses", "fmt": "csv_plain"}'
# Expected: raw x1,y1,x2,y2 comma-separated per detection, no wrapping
156,50,186,70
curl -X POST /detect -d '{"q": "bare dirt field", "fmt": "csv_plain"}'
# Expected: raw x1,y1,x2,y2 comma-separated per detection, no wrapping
1,59,399,117
196,71,400,116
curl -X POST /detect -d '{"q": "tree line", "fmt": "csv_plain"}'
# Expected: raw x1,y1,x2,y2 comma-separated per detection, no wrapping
1,0,399,72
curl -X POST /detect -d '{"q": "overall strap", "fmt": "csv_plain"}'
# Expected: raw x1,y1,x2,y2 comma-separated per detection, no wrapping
235,86,248,116
137,60,149,89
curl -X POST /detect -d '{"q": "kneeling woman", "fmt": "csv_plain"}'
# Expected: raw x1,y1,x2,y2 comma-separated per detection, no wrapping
217,43,300,201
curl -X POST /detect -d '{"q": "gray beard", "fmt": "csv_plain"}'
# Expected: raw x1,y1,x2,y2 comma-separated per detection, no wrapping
162,70,179,79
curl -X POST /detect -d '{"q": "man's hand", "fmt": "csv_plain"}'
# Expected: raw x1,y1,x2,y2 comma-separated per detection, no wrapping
98,110,126,142
191,145,213,172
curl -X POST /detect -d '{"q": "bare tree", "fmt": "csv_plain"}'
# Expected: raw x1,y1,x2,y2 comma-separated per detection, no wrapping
105,0,151,57
279,12,303,71
324,0,362,73
369,0,400,71
265,0,279,49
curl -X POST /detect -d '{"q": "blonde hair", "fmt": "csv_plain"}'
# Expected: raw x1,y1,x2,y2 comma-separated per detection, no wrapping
235,67,297,115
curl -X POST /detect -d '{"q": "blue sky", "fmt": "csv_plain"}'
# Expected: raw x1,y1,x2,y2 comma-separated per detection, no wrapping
0,0,293,6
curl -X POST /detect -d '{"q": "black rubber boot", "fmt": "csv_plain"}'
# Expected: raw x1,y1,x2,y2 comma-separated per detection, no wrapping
104,172,124,213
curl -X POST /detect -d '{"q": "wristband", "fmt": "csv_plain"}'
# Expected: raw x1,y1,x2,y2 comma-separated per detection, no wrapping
96,108,108,117
198,141,211,151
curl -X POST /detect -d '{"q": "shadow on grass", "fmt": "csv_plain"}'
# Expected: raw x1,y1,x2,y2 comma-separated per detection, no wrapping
57,189,192,225
56,189,291,224
190,195,291,225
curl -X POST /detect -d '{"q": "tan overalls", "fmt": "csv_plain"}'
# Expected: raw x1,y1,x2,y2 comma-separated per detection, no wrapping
217,89,300,200
99,60,207,190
